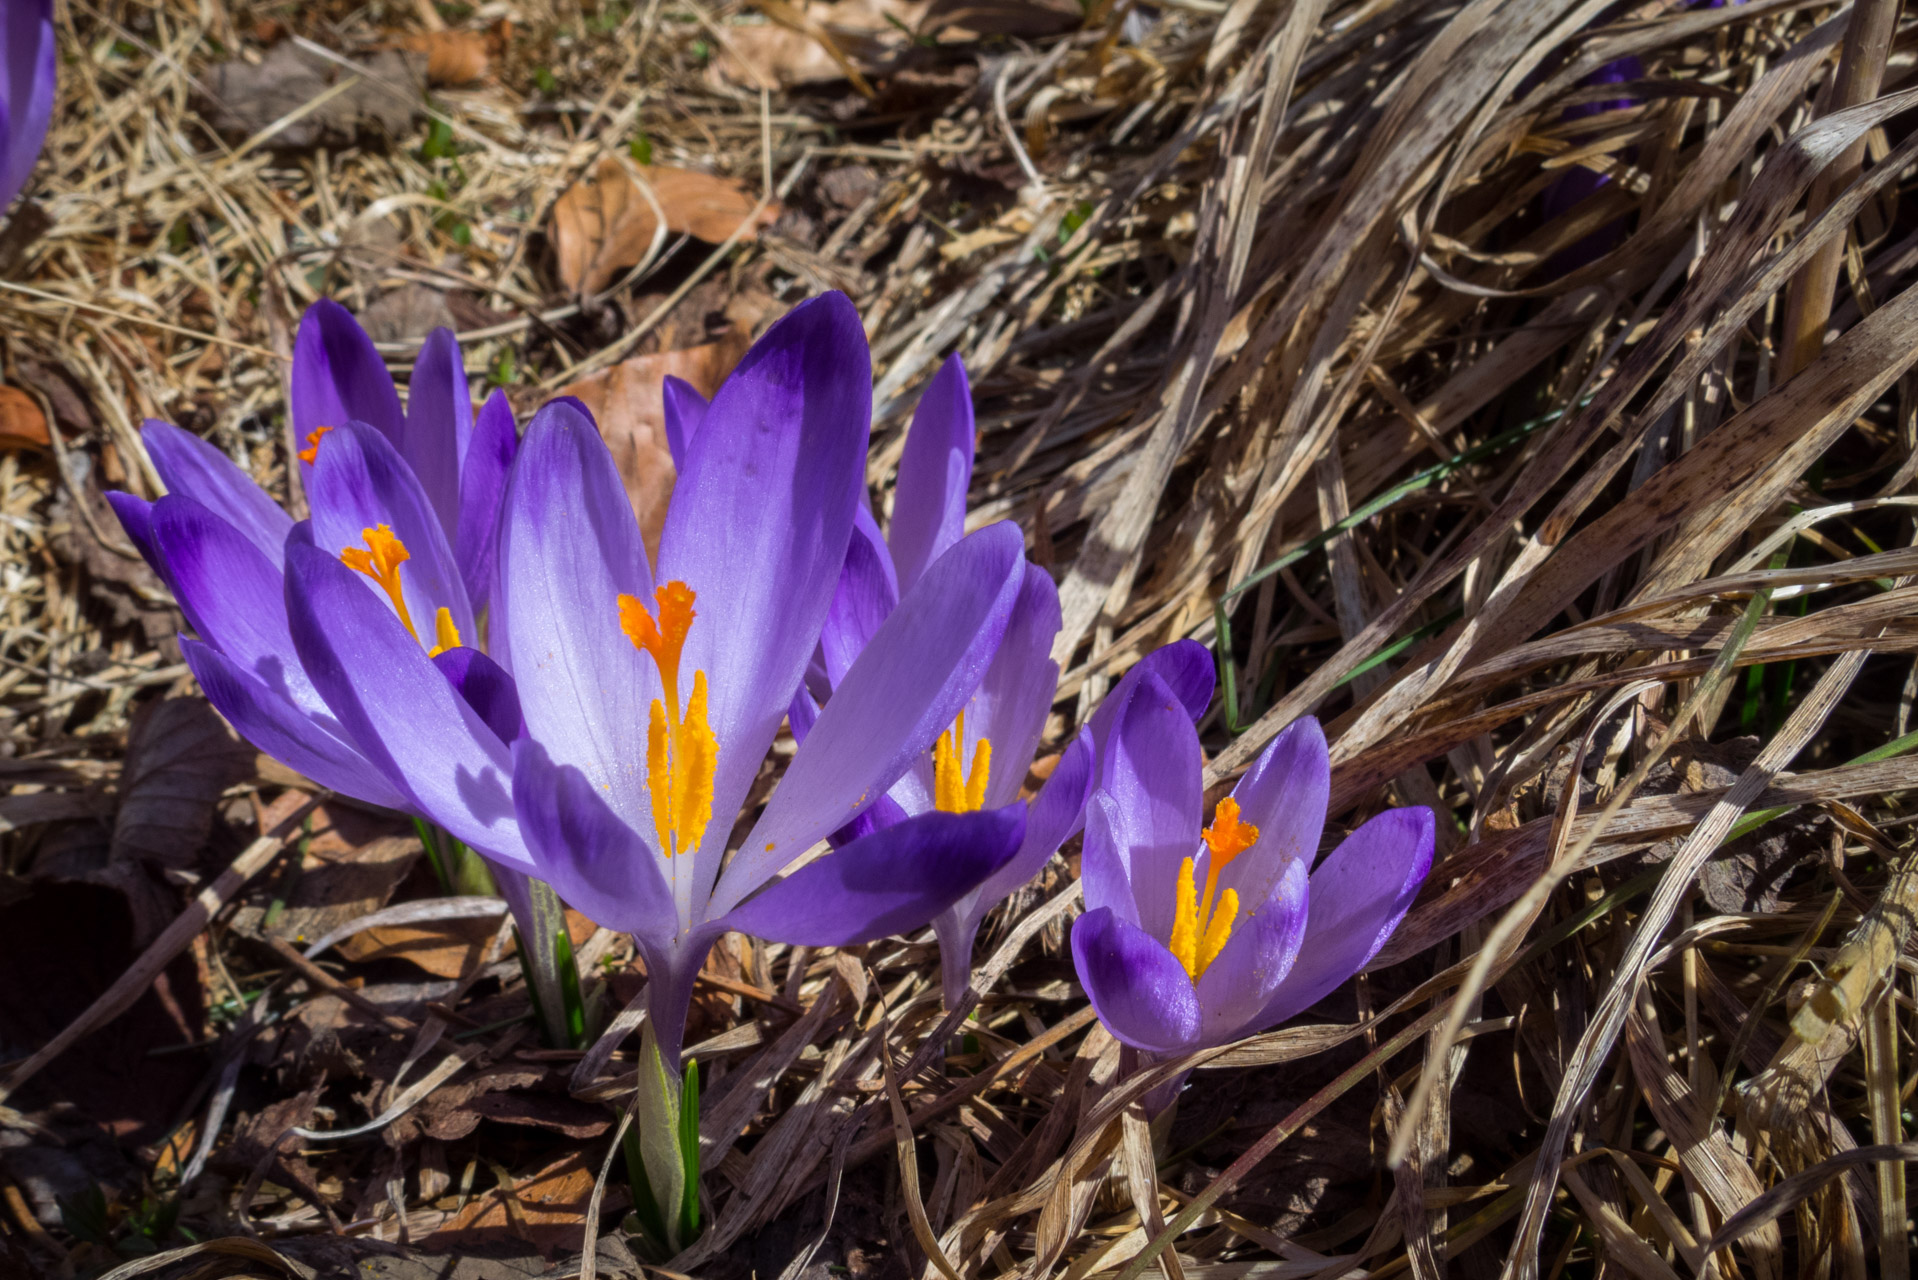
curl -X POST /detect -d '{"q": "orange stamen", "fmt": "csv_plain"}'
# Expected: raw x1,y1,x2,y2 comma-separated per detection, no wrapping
341,525,418,641
1168,799,1261,981
932,710,994,813
618,582,716,858
298,425,333,465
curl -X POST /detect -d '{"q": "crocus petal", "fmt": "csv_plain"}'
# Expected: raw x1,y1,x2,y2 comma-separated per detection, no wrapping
0,0,53,210
969,562,1061,809
1254,807,1435,1028
1097,670,1204,943
284,544,529,869
1196,857,1307,1046
1078,792,1138,925
306,421,475,645
715,521,1025,916
1071,907,1200,1054
888,353,974,595
106,491,159,572
182,637,407,810
511,738,677,945
141,420,293,567
457,390,517,620
497,398,657,843
935,727,1094,1008
432,647,522,744
404,328,472,546
656,293,870,903
722,805,1025,947
149,494,323,715
1216,716,1329,926
660,375,709,471
291,300,405,448
1087,639,1215,757
819,506,899,686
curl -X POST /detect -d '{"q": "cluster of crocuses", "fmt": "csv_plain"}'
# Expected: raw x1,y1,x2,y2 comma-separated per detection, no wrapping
112,290,1433,1083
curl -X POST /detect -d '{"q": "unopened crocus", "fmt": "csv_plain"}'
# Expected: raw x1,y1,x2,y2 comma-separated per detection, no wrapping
1,0,55,214
1072,664,1433,1066
498,293,1036,1066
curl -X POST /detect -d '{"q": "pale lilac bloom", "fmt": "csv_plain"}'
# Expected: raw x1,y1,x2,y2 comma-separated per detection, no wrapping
1072,665,1433,1060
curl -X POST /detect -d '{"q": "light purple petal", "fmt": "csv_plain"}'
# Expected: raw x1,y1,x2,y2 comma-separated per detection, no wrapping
819,505,899,686
141,420,292,567
305,421,475,646
722,805,1025,947
0,0,54,210
660,375,709,471
888,353,974,595
496,397,657,847
1255,807,1435,1027
1216,716,1328,930
1071,907,1200,1054
182,637,407,810
511,738,677,945
1096,670,1204,943
404,328,472,546
1078,791,1138,925
458,390,517,620
969,562,1060,809
432,647,522,744
290,299,405,449
148,494,322,716
1087,639,1215,759
284,543,530,870
1196,857,1307,1047
715,521,1025,915
657,293,870,904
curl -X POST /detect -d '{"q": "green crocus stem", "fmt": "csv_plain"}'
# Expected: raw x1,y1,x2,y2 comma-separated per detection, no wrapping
410,818,498,898
499,870,580,1050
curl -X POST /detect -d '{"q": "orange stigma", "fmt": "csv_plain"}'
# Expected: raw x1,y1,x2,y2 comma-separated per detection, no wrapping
932,710,992,813
298,425,333,464
618,582,716,859
341,525,418,641
1168,798,1261,981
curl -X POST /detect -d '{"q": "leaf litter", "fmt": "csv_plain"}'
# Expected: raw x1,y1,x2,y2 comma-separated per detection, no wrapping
8,0,1918,1276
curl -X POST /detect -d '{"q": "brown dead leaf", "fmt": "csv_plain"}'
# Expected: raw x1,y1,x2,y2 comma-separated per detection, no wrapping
556,338,748,558
201,44,423,147
398,22,509,85
421,1151,627,1255
228,805,420,949
336,914,497,978
0,385,49,450
550,160,776,298
113,697,256,869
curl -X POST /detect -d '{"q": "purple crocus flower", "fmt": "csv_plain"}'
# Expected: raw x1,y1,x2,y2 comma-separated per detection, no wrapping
497,294,1036,1066
1,0,55,214
1539,56,1644,270
107,301,527,885
1071,665,1433,1063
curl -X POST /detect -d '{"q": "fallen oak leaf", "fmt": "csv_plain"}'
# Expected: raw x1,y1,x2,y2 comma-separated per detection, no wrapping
550,159,777,298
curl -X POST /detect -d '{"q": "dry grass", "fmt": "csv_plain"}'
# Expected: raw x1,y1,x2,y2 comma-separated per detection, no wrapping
8,0,1918,1276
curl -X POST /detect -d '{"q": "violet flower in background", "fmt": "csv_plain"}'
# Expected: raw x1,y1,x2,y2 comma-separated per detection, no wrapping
766,352,1102,1008
1539,56,1644,271
106,302,547,929
1071,663,1433,1073
501,294,1035,1066
1,0,55,214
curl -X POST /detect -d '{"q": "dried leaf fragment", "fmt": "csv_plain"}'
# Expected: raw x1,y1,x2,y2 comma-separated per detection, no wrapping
550,160,776,297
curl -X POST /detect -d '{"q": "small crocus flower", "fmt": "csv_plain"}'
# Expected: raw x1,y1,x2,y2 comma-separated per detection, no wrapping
1071,665,1433,1060
500,294,1035,1066
757,353,1101,1007
1,0,55,214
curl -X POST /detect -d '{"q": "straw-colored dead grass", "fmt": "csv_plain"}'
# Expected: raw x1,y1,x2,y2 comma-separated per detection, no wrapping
8,0,1918,1276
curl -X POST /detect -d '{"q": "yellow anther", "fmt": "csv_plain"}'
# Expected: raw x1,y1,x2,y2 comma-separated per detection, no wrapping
620,582,717,859
298,425,333,465
341,525,418,641
932,710,993,813
428,607,461,657
1167,798,1261,981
